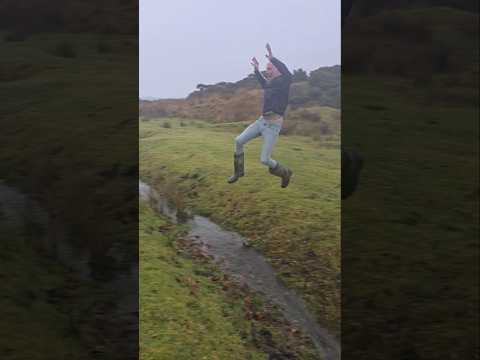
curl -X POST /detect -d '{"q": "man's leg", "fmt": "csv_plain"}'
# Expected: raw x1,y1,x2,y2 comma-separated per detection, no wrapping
235,120,261,154
228,118,261,183
259,124,280,168
261,124,293,188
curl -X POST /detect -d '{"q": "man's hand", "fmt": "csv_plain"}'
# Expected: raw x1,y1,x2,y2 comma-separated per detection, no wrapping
251,57,259,70
265,43,273,60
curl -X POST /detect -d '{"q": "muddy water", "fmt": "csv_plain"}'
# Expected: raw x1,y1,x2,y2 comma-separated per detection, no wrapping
140,180,340,360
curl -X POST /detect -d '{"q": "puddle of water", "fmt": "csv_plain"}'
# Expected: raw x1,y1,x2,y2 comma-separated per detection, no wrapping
139,180,185,223
139,180,340,360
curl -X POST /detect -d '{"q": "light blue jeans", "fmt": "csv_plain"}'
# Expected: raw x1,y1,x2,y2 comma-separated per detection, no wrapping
234,116,282,169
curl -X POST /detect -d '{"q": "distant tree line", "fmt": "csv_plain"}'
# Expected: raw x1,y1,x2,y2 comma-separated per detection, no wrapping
290,66,341,109
189,65,341,109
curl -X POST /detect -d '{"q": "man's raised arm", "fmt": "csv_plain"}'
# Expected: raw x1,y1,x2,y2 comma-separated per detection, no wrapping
251,57,267,88
270,57,292,77
266,43,292,77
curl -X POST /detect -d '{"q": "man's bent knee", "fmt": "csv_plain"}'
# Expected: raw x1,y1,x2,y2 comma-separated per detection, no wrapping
235,136,244,151
260,157,272,167
235,136,245,147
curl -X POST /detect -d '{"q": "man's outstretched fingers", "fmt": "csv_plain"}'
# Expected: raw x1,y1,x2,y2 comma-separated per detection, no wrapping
266,43,273,59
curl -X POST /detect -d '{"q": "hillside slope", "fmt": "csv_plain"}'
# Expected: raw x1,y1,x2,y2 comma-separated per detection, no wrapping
139,65,340,125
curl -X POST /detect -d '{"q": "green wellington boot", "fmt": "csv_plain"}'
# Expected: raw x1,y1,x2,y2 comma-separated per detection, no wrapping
227,153,245,184
269,162,293,188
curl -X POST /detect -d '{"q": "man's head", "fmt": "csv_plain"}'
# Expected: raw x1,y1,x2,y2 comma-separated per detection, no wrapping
265,62,281,80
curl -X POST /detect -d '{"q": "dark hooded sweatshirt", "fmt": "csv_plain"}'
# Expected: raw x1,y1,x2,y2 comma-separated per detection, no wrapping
254,57,292,117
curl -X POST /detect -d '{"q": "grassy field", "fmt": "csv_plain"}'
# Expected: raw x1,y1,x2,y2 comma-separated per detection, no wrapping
0,31,137,233
341,8,478,358
140,201,320,359
0,32,138,358
140,118,341,335
341,74,478,358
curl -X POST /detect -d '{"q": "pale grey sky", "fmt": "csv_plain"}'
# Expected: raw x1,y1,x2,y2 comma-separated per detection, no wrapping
140,0,340,99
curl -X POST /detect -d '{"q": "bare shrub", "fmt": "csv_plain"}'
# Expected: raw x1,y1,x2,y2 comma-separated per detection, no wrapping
281,121,298,135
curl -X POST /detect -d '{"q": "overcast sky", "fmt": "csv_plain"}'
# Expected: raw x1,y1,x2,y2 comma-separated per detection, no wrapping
140,0,340,99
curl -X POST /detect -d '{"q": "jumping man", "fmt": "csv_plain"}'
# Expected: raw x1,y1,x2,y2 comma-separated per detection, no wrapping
227,43,293,188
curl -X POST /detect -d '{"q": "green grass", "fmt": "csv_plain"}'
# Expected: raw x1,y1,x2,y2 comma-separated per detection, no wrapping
140,118,341,335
